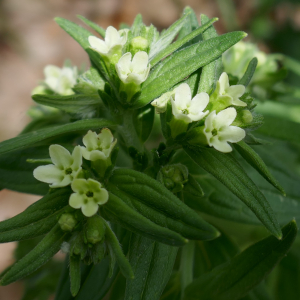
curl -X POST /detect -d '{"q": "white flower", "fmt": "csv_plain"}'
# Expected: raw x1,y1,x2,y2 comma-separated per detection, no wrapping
81,129,117,161
204,107,245,153
88,26,128,57
171,83,209,123
44,65,77,95
69,178,109,217
216,72,246,107
151,91,174,114
115,51,150,85
33,145,82,187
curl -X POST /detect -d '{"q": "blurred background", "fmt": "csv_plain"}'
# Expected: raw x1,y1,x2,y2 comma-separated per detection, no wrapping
0,0,300,298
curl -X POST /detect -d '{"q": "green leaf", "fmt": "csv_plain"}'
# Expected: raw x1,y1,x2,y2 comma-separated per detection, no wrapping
104,192,187,246
133,104,155,143
0,224,66,286
32,93,101,115
124,234,178,300
177,7,200,43
0,118,116,155
184,220,297,300
69,255,81,297
109,168,219,240
149,12,189,60
234,141,285,195
184,146,282,238
150,17,218,67
55,17,92,51
256,115,300,144
131,14,144,37
238,57,258,87
0,188,70,233
135,31,246,109
0,146,50,195
77,15,105,37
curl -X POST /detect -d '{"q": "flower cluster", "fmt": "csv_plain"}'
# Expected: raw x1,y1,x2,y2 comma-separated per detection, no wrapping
88,26,150,102
152,72,249,153
33,128,116,217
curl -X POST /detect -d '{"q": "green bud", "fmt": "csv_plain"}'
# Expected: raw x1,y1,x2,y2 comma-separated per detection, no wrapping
130,36,149,55
70,233,87,260
232,110,253,127
58,213,77,232
84,215,106,245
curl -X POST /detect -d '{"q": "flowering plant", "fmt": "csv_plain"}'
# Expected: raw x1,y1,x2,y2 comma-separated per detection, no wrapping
0,7,299,300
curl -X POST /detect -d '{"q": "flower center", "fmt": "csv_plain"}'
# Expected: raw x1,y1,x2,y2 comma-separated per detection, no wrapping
182,109,189,115
65,168,73,175
86,191,94,198
212,129,218,136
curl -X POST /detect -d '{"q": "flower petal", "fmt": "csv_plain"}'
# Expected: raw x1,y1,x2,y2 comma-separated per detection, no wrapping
82,201,99,217
89,150,107,161
174,83,191,109
69,193,84,209
188,110,209,122
94,188,109,205
98,128,114,148
49,145,72,168
227,85,245,98
219,72,230,94
71,146,82,170
88,36,108,54
83,130,98,150
189,92,209,112
211,138,232,153
87,178,102,191
105,26,121,49
44,65,61,79
71,178,90,193
131,51,149,73
214,107,237,129
219,126,245,143
33,165,64,185
204,110,216,132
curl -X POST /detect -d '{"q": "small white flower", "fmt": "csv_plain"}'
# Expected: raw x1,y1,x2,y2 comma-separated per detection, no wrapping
151,91,174,114
204,107,245,153
81,129,117,161
69,178,109,217
88,26,128,57
44,65,77,95
171,83,209,123
115,51,150,85
33,145,82,187
216,72,246,107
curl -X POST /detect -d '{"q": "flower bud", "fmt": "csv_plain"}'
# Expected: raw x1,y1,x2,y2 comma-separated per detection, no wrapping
58,213,77,232
84,215,106,245
130,36,149,55
70,233,88,260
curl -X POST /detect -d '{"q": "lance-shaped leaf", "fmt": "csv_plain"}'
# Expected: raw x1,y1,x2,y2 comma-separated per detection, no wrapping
108,185,211,241
150,17,218,67
134,31,246,109
149,12,189,60
125,234,178,300
0,224,67,286
177,7,200,43
69,255,81,297
77,15,105,37
108,168,219,240
234,141,285,195
104,192,188,246
32,94,101,115
198,14,222,94
237,57,258,87
0,188,71,233
184,146,282,238
0,146,50,195
184,220,297,300
0,118,116,155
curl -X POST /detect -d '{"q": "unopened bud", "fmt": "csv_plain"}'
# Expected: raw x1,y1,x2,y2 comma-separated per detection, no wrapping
130,36,149,55
84,215,106,245
58,213,77,232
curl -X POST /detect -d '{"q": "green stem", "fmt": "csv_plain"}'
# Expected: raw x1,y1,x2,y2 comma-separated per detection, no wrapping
180,241,195,299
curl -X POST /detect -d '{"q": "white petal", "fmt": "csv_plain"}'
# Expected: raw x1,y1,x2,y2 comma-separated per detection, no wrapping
174,83,191,109
45,77,58,91
189,92,209,112
219,72,230,94
33,165,64,185
89,150,107,161
204,111,216,132
69,193,84,209
88,36,109,54
94,188,109,205
131,51,149,73
118,29,129,45
116,52,132,80
125,73,144,85
219,126,245,143
214,108,237,129
71,146,82,170
211,138,232,153
188,110,209,122
105,26,121,48
49,145,72,168
82,201,99,217
151,92,172,113
44,65,61,79
227,85,245,98
87,178,102,191
71,179,90,193
80,146,91,160
83,130,98,150
55,175,72,188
